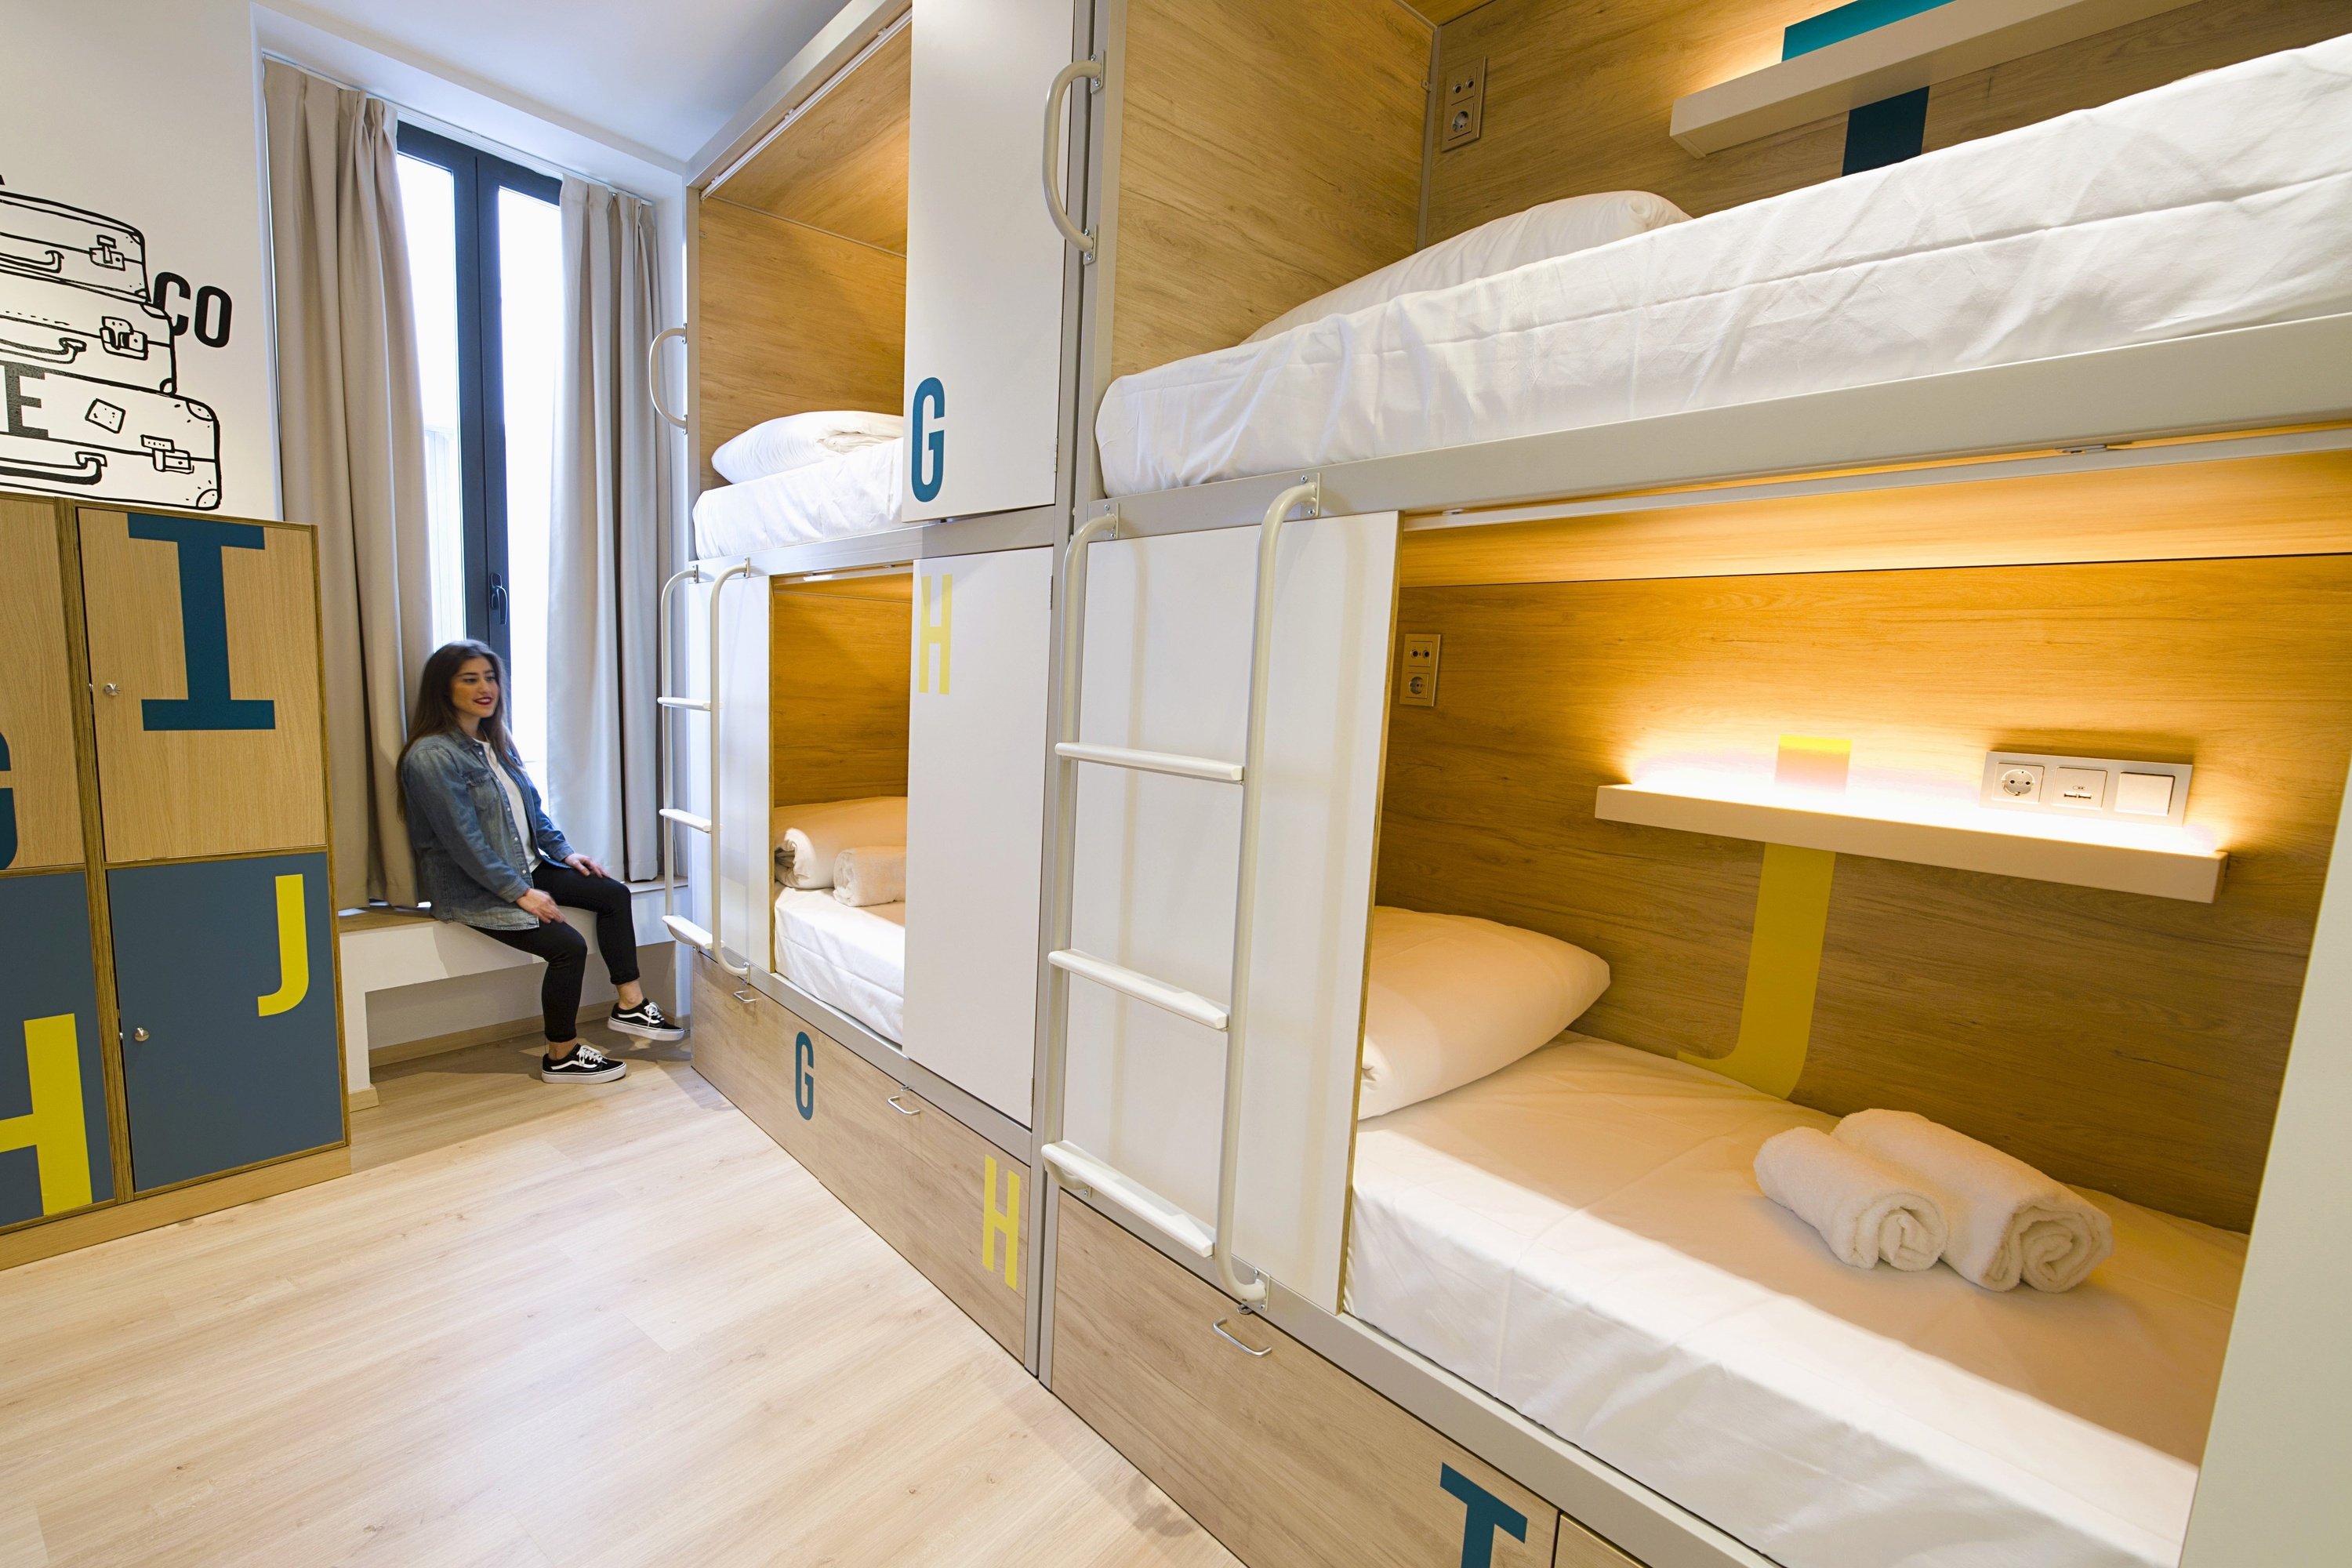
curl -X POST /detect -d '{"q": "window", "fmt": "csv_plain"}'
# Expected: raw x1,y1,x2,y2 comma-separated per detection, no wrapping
394,125,562,779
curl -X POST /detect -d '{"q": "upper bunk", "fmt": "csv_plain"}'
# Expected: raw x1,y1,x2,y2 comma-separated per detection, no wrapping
1076,3,2352,537
684,0,1083,576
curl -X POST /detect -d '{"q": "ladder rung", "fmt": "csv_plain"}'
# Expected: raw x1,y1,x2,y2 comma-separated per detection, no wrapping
1042,1142,1215,1258
1048,949,1229,1032
662,914,713,951
658,696,710,711
1057,741,1243,783
659,808,712,833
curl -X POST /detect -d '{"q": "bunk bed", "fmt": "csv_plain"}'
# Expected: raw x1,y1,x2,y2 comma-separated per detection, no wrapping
693,434,909,561
1094,34,2352,502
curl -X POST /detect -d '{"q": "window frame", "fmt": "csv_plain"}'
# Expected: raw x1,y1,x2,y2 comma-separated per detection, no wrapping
394,123,562,662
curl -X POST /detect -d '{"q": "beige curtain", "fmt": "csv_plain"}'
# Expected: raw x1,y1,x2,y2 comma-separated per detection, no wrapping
546,176,671,880
263,60,433,907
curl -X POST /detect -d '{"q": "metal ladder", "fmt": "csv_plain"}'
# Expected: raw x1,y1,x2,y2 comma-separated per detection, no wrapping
657,560,751,979
1038,478,1321,1306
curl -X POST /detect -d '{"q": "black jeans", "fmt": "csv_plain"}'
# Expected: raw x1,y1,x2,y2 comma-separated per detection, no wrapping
478,862,639,1042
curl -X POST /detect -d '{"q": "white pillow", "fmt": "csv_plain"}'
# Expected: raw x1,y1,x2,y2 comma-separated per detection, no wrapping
771,796,906,889
1244,191,1690,344
713,411,905,485
1358,906,1610,1119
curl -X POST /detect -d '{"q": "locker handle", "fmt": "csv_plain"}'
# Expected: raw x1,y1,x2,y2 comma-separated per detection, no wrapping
732,989,754,1004
887,1093,920,1116
1211,1316,1272,1358
129,1027,150,1042
648,325,688,430
1042,58,1103,256
101,684,120,697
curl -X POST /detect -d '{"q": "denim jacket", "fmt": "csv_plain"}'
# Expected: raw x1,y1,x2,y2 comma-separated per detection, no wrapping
398,731,575,931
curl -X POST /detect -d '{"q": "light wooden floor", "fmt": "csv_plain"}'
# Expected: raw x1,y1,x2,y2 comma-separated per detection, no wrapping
0,1030,1240,1568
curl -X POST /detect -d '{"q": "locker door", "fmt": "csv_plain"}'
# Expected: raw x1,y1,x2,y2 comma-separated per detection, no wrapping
900,0,1077,522
0,873,113,1225
901,546,1052,1120
1062,514,1398,1309
78,509,325,864
1,495,85,874
111,851,341,1190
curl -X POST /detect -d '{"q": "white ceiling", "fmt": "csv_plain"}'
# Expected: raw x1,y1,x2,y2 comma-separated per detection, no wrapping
283,0,847,165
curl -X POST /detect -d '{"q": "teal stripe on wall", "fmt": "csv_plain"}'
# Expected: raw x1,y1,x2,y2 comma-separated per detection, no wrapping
1784,0,1955,59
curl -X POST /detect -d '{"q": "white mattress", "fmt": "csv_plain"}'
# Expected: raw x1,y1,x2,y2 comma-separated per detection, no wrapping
1098,36,2352,496
692,438,906,560
773,885,905,1044
1347,1039,2245,1568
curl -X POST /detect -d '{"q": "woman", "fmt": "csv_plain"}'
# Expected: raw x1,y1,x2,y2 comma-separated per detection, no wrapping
397,641,681,1083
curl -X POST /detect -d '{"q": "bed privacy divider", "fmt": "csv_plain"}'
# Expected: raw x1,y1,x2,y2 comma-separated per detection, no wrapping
659,0,2352,1563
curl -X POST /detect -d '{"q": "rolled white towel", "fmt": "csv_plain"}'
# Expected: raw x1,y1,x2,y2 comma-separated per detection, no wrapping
773,796,906,889
1834,1109,2114,1292
1755,1126,1949,1271
832,844,906,908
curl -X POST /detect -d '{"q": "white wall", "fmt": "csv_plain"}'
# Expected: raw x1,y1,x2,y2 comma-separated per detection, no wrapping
0,0,282,517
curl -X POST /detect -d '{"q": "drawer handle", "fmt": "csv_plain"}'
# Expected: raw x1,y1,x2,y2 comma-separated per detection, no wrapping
887,1093,920,1116
732,989,754,1004
1211,1316,1272,1358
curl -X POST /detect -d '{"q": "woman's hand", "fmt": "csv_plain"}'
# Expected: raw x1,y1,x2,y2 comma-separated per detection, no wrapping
564,851,611,880
518,889,563,924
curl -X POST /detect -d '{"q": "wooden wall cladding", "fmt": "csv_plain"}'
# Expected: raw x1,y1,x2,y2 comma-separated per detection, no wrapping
1375,553,2352,1231
711,23,910,255
1425,0,2350,238
1109,0,1430,379
696,198,905,491
770,574,910,810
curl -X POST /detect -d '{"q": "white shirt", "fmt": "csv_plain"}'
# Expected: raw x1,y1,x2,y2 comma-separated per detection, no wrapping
477,737,539,871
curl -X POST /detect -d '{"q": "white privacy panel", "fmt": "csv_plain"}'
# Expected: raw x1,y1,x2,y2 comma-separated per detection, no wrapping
902,546,1054,1121
715,567,772,976
1063,514,1399,1309
901,0,1073,522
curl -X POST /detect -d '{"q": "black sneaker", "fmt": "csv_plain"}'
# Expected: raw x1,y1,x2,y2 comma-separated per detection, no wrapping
542,1043,627,1083
608,999,684,1042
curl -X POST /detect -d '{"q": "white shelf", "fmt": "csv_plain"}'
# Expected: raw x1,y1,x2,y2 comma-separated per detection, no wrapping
1669,0,2190,157
1595,781,2225,902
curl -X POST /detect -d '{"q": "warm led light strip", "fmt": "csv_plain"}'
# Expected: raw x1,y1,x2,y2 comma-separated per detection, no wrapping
1595,782,2226,902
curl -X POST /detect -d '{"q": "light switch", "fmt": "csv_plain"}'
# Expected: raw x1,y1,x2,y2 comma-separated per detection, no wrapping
1398,633,1441,708
2053,767,2108,809
2115,771,2176,817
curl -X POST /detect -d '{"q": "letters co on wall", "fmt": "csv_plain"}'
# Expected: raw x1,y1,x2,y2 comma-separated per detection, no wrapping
1,496,343,1233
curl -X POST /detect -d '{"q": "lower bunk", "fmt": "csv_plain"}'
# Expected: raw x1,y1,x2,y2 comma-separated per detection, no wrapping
688,949,1028,1358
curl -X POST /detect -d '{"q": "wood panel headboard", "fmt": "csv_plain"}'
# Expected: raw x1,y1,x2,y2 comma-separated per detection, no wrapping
770,574,911,811
1377,550,2352,1230
1425,0,2349,236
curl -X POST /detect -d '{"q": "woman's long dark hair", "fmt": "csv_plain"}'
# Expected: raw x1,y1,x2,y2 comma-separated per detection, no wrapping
397,641,523,796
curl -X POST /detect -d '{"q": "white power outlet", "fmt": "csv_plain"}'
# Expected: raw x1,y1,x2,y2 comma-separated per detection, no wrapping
1980,750,2193,827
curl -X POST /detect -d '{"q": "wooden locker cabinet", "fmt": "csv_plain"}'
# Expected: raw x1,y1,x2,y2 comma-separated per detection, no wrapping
1051,1195,1645,1568
689,953,1029,1355
0,493,346,1258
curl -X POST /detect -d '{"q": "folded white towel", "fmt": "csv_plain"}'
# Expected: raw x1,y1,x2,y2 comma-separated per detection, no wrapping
1755,1126,1949,1271
1834,1109,2114,1292
773,796,906,890
832,845,906,908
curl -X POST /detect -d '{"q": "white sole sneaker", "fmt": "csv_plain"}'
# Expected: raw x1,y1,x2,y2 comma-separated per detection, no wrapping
541,1051,627,1083
608,1014,685,1042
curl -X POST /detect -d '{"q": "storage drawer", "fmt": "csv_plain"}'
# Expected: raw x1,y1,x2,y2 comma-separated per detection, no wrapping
1051,1193,1563,1568
688,956,1029,1357
895,1085,1027,1356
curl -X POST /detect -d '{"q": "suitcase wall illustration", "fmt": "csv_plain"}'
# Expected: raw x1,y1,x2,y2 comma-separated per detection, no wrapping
0,193,150,303
0,192,219,510
2,273,176,391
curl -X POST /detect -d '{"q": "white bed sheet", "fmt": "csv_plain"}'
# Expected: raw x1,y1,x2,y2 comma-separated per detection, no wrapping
773,885,905,1044
693,438,906,560
1098,36,2352,496
1347,1038,2245,1568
